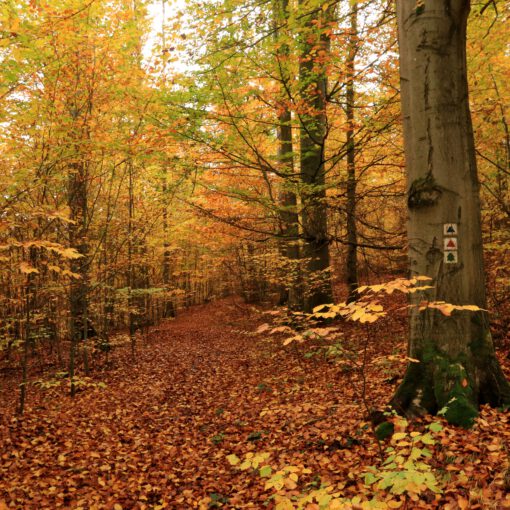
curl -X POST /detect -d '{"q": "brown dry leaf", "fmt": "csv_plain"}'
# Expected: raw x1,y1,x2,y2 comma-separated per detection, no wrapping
256,323,270,334
457,496,469,510
0,298,509,509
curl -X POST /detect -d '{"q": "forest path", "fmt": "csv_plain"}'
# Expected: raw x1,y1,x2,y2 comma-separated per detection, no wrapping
1,298,370,509
1,298,509,509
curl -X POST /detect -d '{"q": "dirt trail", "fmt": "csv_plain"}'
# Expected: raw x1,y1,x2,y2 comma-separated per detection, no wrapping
0,299,358,509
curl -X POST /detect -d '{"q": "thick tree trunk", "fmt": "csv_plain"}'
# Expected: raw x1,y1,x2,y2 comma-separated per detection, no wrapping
273,0,302,310
345,1,359,303
277,108,302,309
392,0,510,426
298,0,333,312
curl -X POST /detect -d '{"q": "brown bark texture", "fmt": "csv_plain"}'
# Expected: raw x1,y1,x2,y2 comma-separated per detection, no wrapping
274,0,302,310
345,1,359,303
298,0,333,312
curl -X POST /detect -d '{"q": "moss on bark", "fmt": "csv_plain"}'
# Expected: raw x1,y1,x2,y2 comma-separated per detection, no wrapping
391,341,510,428
432,359,477,428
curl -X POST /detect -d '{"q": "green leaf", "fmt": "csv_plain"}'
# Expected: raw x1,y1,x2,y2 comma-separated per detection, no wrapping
428,422,443,433
259,465,272,478
364,472,378,485
420,433,435,445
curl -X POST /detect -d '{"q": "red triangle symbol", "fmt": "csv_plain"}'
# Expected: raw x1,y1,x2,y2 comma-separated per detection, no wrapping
447,239,456,248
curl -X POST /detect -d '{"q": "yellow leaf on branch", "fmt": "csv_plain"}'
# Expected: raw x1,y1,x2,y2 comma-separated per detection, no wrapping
19,262,39,274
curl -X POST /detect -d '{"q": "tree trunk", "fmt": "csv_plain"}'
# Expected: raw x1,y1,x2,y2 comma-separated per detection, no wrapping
68,158,89,397
298,0,333,312
345,1,359,303
160,1,176,319
278,113,302,309
18,247,35,415
127,160,136,358
273,0,302,310
392,0,510,427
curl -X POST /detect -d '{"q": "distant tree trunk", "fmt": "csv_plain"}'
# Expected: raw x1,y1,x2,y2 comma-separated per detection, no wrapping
161,170,176,319
160,0,175,319
298,0,333,312
102,236,115,343
18,248,35,415
391,0,510,427
345,1,359,303
127,160,136,358
273,0,302,309
68,157,89,397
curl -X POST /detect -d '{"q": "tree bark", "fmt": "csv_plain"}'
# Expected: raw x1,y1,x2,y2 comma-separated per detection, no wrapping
273,0,302,309
161,167,175,318
345,1,359,303
161,2,176,319
298,0,333,312
392,0,510,427
68,157,89,397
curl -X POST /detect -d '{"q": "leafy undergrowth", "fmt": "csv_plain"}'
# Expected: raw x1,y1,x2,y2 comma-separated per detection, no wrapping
1,297,510,509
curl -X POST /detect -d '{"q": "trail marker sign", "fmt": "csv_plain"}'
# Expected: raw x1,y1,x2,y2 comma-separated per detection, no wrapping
443,223,458,236
444,238,458,250
444,251,458,264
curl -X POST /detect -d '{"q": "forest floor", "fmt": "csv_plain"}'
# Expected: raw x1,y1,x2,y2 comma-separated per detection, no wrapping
1,297,510,510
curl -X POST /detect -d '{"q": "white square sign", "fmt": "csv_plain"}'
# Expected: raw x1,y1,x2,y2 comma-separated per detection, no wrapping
444,223,458,236
444,237,458,250
444,251,458,264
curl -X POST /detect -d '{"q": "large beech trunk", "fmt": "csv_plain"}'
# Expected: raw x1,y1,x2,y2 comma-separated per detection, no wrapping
277,108,302,309
298,0,333,312
274,0,302,310
392,0,510,426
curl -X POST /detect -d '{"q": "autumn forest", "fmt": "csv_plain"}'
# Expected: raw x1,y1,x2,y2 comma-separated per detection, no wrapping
1,0,510,508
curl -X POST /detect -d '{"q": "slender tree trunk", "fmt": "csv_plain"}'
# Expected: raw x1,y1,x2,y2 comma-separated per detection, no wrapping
102,241,114,348
391,0,510,427
298,0,333,312
68,159,88,397
162,169,176,318
128,160,136,359
345,1,359,303
18,248,35,415
160,0,175,318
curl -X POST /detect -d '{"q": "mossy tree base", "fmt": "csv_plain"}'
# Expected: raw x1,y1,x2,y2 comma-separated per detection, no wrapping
391,349,510,428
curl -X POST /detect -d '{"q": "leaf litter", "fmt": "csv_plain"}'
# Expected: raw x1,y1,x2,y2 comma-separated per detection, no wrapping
1,298,509,509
